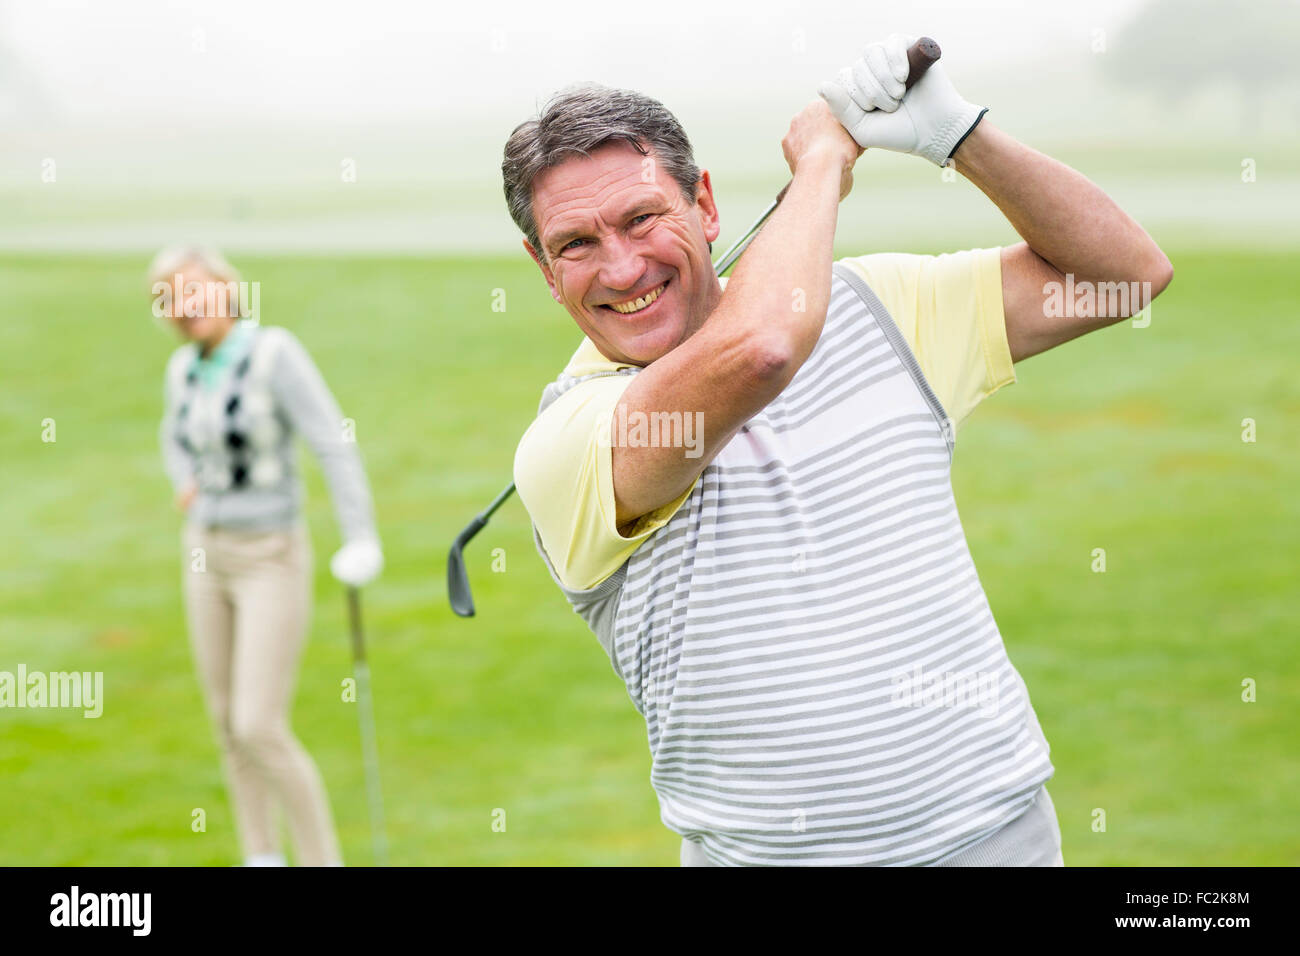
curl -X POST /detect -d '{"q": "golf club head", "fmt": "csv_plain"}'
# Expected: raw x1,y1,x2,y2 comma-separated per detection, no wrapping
447,517,487,617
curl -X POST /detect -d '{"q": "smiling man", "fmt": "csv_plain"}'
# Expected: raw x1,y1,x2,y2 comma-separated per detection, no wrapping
503,34,1171,867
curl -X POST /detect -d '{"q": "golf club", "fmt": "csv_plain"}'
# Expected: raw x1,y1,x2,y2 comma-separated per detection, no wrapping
346,585,388,865
446,482,516,617
446,38,941,617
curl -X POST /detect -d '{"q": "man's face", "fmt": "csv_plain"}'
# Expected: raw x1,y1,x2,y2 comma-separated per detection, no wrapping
525,139,722,366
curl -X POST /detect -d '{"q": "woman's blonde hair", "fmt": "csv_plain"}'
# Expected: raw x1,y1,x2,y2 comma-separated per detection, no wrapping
146,244,247,325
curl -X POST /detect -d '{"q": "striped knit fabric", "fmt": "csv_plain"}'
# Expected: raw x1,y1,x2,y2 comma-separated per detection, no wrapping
532,262,1054,865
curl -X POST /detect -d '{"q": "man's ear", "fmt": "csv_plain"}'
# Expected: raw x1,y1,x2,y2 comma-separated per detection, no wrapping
523,239,562,303
695,170,722,247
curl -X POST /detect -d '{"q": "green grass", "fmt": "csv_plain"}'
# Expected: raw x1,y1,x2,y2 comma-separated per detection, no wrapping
1,248,1296,865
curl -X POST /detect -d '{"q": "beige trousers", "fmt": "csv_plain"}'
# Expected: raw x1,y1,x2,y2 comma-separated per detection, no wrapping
182,521,341,866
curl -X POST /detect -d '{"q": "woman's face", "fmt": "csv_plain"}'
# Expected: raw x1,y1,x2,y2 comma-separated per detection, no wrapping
158,261,237,348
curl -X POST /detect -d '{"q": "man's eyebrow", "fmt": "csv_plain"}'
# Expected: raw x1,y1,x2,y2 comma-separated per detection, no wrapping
545,198,665,253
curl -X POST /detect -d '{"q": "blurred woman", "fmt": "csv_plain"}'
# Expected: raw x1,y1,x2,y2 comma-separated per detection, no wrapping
150,245,383,866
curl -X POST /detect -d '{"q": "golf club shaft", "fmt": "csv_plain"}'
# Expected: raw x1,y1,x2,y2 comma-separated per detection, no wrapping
478,482,515,523
347,586,388,865
711,202,779,276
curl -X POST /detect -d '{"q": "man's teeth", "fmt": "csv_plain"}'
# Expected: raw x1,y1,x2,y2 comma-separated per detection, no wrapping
609,282,666,314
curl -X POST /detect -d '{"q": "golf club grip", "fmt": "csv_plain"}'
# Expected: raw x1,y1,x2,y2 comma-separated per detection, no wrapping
907,36,942,85
774,36,941,205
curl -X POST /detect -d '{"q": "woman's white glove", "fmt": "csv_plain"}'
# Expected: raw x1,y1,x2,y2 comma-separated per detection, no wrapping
330,538,384,588
817,33,987,167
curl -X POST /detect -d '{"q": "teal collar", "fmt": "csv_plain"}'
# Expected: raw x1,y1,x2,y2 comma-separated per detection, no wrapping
189,321,256,391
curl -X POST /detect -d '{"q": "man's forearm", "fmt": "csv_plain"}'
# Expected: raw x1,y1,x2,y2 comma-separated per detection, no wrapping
712,149,844,368
951,122,1172,288
608,148,848,526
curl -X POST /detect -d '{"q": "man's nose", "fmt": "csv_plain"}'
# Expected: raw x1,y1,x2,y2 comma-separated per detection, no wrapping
595,234,648,292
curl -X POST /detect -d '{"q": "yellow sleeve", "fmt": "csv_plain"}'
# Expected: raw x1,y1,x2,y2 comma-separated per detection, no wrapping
513,377,697,592
837,247,1014,431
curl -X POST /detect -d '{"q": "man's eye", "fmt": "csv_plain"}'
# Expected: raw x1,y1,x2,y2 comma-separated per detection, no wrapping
560,216,652,253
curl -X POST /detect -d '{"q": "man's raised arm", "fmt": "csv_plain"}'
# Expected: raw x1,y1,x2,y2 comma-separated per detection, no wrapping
611,100,862,527
818,32,1173,365
950,122,1173,362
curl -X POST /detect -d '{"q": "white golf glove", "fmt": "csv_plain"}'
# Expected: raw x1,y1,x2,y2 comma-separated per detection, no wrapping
330,537,384,588
818,33,987,167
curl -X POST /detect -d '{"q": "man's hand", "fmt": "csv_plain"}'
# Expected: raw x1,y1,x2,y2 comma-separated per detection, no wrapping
782,99,865,200
818,33,986,167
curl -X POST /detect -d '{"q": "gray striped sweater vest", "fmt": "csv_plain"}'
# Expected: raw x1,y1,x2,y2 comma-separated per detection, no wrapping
531,262,1054,865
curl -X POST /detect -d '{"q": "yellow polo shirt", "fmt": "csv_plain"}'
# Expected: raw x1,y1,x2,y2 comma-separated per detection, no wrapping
514,247,1013,591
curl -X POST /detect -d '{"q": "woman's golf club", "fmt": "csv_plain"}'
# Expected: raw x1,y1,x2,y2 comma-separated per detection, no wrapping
346,586,388,864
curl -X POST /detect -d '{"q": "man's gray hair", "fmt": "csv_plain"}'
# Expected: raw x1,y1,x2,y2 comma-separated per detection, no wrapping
502,83,703,262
